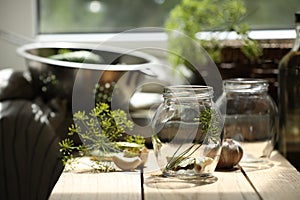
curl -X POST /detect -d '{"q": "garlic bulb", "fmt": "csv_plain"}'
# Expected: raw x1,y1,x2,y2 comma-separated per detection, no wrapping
217,139,243,169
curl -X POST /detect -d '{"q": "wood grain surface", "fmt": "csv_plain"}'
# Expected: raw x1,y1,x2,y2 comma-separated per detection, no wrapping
50,150,300,200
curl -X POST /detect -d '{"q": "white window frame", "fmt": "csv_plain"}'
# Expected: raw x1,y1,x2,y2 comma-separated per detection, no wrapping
2,0,296,49
34,0,296,57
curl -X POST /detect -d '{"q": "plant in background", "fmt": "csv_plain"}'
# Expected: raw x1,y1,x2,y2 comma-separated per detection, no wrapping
94,82,117,105
165,0,262,70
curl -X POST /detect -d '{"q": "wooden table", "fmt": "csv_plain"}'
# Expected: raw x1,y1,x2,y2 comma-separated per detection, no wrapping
49,151,300,200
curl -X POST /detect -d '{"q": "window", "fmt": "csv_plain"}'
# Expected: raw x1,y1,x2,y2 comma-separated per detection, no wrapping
38,0,300,35
38,0,181,34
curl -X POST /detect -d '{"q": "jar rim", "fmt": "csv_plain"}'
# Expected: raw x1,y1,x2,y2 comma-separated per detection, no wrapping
224,78,268,84
224,78,268,93
164,85,214,99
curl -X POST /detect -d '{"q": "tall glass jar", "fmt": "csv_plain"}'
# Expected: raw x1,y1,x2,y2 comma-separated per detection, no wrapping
217,78,278,162
278,12,300,170
152,85,223,178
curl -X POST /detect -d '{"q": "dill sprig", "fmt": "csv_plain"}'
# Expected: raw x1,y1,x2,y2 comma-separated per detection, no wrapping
59,102,144,169
164,108,221,172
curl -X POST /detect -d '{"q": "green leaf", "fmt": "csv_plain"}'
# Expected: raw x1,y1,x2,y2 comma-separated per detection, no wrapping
165,0,262,66
60,102,144,163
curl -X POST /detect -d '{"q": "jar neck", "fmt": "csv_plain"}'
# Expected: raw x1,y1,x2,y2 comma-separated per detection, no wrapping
224,78,268,94
163,85,214,101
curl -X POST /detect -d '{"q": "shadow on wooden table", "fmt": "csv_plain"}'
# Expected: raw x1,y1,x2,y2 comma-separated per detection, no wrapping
145,174,218,189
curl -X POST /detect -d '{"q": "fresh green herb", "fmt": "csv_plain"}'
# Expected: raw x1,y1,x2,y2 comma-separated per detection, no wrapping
59,102,145,171
90,160,117,173
69,102,134,155
165,0,262,68
124,135,146,146
163,108,221,172
197,108,221,144
59,138,77,166
49,49,104,64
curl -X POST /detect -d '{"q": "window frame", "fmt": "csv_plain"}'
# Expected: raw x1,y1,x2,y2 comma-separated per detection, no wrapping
34,0,297,56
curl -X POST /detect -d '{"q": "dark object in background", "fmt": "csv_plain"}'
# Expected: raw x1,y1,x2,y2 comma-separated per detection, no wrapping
0,68,36,101
0,68,71,199
0,100,64,200
0,68,74,142
278,12,300,171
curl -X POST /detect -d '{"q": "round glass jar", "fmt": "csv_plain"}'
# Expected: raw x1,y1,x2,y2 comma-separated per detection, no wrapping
152,85,223,178
217,78,278,162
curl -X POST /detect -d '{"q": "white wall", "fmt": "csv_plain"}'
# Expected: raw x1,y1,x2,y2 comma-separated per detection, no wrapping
0,0,35,71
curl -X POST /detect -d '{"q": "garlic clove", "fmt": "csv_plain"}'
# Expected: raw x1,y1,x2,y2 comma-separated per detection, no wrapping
139,147,149,165
112,154,142,171
194,157,214,173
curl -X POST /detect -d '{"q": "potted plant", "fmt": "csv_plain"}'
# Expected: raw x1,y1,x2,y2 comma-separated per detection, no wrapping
165,0,262,78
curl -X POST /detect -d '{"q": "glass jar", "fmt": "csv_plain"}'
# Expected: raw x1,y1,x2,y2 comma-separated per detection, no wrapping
151,85,223,178
217,78,278,162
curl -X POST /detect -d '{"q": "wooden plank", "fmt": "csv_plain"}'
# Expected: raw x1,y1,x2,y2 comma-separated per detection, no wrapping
144,171,260,200
144,151,259,200
49,172,142,200
49,150,300,200
241,151,300,200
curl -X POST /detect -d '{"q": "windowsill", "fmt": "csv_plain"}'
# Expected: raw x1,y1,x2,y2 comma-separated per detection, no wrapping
35,29,295,59
36,29,296,44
